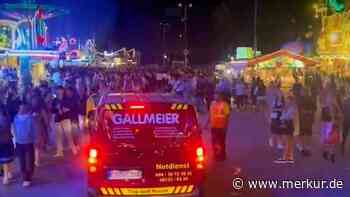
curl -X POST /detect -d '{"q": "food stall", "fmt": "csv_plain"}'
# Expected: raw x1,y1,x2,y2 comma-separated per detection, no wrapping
247,49,318,90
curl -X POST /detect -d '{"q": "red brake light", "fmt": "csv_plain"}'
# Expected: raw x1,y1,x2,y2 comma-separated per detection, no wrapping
196,147,204,162
89,148,98,158
89,166,97,173
130,105,145,109
88,148,98,164
196,163,204,169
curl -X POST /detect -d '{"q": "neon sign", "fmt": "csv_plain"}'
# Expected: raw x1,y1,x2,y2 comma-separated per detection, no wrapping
328,0,345,13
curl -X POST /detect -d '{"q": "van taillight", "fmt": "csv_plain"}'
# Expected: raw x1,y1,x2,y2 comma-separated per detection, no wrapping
88,148,98,165
196,147,205,169
196,147,204,162
90,149,98,158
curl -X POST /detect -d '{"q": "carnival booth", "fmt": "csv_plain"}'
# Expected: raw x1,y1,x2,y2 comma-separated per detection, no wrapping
313,1,350,79
247,49,317,90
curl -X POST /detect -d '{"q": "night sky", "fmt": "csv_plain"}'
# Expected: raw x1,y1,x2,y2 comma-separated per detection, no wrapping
1,0,318,64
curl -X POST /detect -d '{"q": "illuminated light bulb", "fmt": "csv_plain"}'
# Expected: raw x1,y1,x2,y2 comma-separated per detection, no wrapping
329,32,339,44
196,163,204,169
89,166,97,173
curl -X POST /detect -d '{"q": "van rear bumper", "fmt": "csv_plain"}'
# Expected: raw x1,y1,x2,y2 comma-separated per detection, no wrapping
88,185,201,197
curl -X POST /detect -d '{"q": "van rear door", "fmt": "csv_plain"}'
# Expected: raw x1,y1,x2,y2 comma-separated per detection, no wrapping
95,102,204,188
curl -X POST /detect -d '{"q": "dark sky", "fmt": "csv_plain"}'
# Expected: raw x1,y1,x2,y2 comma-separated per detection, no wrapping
1,0,318,64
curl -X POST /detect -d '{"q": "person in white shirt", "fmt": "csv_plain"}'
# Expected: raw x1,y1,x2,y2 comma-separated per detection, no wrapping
235,79,245,111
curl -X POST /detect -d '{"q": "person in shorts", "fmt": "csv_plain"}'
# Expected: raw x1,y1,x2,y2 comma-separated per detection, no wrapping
269,90,285,149
273,94,298,164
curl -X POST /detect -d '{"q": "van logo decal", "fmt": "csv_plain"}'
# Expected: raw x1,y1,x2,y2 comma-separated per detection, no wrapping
112,113,180,125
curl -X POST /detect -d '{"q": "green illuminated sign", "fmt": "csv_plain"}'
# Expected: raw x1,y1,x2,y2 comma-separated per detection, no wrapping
236,47,254,60
328,0,345,13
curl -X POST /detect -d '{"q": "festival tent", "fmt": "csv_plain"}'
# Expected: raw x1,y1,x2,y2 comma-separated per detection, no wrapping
248,49,317,68
246,49,318,89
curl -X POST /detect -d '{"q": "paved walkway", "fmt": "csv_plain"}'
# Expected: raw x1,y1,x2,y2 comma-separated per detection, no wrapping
1,110,349,197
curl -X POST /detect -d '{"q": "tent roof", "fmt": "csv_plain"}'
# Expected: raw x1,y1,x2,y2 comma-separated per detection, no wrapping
248,49,317,66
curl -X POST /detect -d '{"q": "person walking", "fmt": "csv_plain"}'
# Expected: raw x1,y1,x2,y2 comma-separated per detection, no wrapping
0,105,15,185
13,104,37,187
86,81,109,117
251,77,258,110
31,92,49,167
65,87,82,150
6,88,21,124
52,86,78,157
77,85,89,145
256,79,266,112
274,94,299,164
268,82,285,149
296,89,316,157
235,78,245,111
209,93,231,161
320,82,341,163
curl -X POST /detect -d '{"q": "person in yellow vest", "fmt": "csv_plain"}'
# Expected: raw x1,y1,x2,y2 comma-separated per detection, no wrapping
85,82,109,141
86,81,109,117
209,93,231,161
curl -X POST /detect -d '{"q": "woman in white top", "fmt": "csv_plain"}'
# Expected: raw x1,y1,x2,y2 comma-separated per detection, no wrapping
274,93,299,164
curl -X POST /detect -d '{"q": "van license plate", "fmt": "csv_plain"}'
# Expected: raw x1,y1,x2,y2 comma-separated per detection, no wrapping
107,170,142,180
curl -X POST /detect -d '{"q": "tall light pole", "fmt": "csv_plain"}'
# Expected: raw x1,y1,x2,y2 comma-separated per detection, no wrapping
160,22,170,66
253,0,258,57
178,2,192,67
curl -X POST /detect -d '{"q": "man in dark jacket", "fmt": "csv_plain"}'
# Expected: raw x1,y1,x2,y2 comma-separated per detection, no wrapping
6,88,21,123
65,87,81,148
52,86,78,157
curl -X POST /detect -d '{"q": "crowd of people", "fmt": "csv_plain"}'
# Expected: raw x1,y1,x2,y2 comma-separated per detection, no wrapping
265,76,349,164
0,65,349,187
206,72,349,164
0,66,217,187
